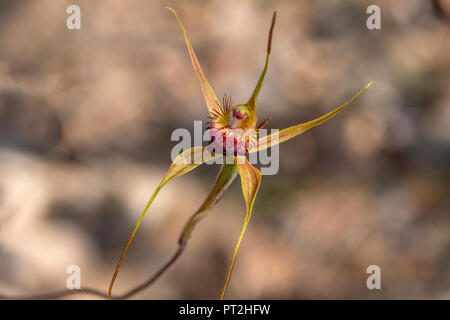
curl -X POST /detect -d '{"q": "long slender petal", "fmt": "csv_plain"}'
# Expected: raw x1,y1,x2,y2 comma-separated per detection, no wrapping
248,81,374,153
166,7,225,123
247,11,277,110
220,157,261,300
108,147,220,298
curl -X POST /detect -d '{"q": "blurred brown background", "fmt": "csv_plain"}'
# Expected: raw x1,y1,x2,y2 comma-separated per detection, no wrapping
0,0,449,299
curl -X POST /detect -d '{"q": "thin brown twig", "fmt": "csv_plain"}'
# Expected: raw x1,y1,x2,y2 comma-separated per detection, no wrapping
0,246,185,300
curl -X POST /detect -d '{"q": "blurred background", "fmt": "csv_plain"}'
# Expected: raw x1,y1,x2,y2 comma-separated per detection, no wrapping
0,0,449,299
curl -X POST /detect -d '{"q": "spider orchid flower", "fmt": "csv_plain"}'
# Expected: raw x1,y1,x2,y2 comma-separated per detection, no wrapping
108,7,373,300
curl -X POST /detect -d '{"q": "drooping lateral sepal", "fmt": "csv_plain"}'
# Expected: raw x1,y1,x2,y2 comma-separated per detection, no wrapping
219,157,261,299
108,146,220,298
